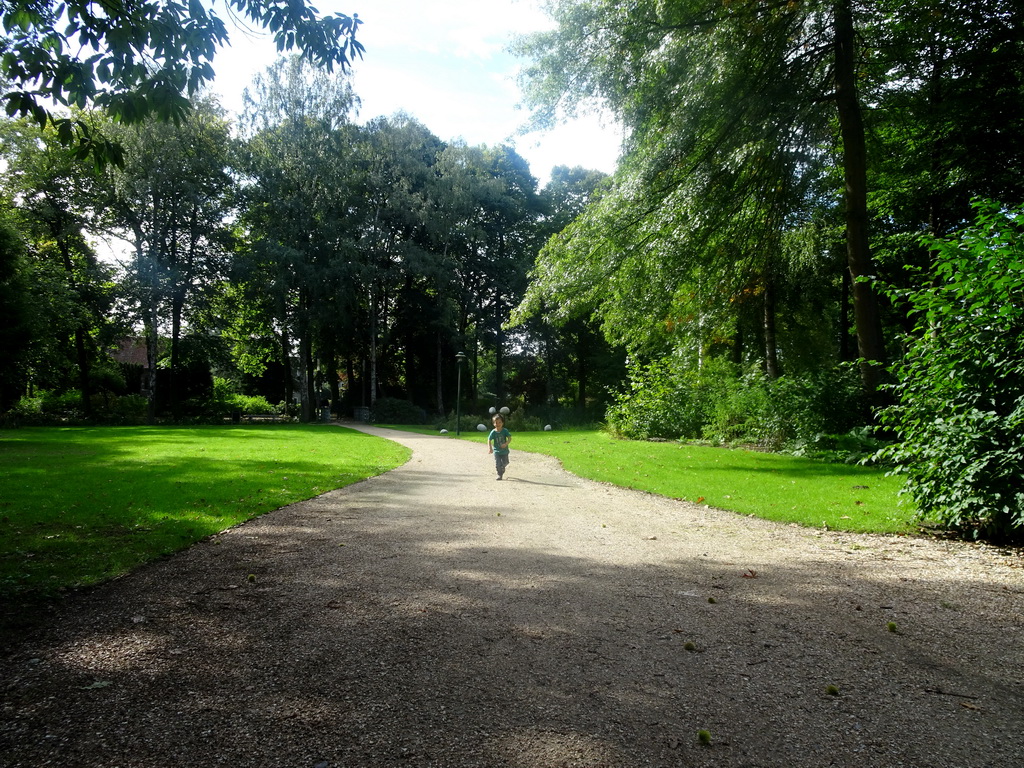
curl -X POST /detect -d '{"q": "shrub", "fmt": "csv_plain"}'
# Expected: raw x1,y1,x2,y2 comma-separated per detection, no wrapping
506,408,543,432
434,411,481,433
526,403,603,430
196,378,275,419
231,394,275,415
775,366,868,437
5,394,45,425
606,357,707,440
3,391,84,424
95,394,148,422
371,397,427,425
876,200,1024,541
40,390,85,414
606,355,870,452
701,363,777,446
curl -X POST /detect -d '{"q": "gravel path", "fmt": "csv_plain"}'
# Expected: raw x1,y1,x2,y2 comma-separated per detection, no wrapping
2,424,1023,767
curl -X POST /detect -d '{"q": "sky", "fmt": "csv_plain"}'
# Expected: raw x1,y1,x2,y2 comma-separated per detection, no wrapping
210,0,623,185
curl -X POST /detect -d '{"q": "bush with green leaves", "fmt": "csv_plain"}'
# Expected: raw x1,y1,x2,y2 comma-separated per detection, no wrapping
371,397,427,425
5,394,44,423
4,391,83,424
607,355,868,450
526,403,604,430
606,356,708,440
199,377,275,418
763,365,870,448
696,363,865,449
877,200,1024,541
701,363,777,446
505,408,544,432
434,411,482,433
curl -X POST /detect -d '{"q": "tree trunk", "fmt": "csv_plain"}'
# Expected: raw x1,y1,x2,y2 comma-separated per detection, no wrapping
345,357,356,415
577,331,589,409
834,0,886,395
55,237,93,417
436,333,445,416
73,326,92,417
280,327,293,415
329,355,341,416
839,267,852,361
369,285,378,407
301,330,315,423
145,291,159,425
137,237,160,425
298,288,313,422
763,278,780,379
926,39,947,238
495,324,505,406
169,291,183,418
544,325,555,406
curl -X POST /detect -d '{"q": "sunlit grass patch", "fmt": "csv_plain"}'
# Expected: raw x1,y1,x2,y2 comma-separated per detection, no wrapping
0,424,409,599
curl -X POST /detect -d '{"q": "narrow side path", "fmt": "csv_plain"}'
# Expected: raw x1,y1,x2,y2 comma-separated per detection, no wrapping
1,425,1021,767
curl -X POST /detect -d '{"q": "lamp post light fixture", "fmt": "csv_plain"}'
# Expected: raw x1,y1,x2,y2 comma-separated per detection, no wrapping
455,352,467,436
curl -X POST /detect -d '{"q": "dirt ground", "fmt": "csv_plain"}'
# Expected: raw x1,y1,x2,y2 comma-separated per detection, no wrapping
2,424,1022,767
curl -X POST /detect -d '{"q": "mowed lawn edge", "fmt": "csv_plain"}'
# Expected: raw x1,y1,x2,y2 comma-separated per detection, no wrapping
0,424,410,601
378,426,917,536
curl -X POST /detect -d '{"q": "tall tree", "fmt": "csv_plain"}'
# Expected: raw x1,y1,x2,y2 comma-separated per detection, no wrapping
105,99,235,419
473,145,542,404
354,115,446,408
237,56,360,420
0,114,117,415
866,0,1024,248
515,165,620,408
514,0,887,390
0,203,32,411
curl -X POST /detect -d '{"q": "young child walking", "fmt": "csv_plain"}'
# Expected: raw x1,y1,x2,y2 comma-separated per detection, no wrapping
487,413,512,480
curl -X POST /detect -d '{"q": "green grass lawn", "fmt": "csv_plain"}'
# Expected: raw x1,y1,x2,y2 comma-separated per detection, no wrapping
380,425,917,535
0,424,409,599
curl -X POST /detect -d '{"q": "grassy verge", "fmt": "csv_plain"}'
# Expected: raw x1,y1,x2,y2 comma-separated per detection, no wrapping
377,425,916,535
0,424,409,600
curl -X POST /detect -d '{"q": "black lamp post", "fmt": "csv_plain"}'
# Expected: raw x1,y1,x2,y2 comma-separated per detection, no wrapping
455,352,467,436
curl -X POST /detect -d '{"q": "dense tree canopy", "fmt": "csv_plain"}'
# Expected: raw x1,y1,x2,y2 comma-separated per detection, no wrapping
105,98,236,419
0,113,121,415
513,0,1023,387
1,0,362,163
